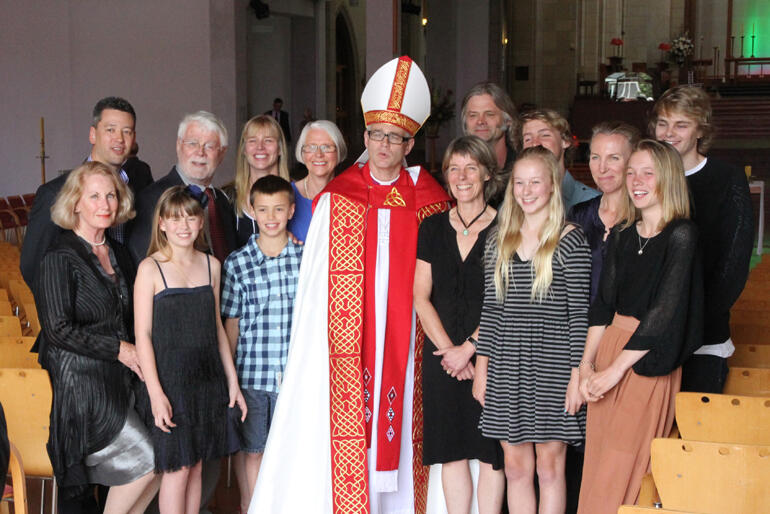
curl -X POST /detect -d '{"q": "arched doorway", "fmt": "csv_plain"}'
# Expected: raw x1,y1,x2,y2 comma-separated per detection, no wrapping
335,11,359,164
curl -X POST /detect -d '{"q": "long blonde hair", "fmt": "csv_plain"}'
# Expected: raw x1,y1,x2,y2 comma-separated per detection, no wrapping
147,186,208,259
234,115,290,216
623,139,691,231
494,146,564,303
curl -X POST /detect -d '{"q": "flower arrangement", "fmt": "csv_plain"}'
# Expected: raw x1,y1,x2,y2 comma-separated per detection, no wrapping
668,34,694,65
611,37,624,57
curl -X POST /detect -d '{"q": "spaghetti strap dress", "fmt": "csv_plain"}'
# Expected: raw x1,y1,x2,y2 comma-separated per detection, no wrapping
138,254,240,472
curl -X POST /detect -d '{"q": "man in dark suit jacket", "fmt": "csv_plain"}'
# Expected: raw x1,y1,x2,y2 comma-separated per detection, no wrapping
128,110,237,265
265,97,292,143
20,96,154,288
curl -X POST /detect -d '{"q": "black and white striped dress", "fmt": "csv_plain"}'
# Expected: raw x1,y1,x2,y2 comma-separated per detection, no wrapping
477,226,591,445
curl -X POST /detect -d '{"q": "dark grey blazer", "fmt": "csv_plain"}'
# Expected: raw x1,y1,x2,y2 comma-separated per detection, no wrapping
127,166,238,264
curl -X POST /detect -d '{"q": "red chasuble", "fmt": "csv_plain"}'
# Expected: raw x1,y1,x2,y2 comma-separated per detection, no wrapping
315,162,449,513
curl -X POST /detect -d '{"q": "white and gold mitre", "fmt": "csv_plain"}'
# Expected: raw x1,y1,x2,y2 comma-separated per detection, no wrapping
361,55,430,136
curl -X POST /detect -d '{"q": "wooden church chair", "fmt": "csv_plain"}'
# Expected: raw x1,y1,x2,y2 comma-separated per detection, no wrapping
730,344,770,368
1,442,29,514
0,337,39,368
723,366,770,397
0,317,22,337
650,438,770,513
0,369,56,514
675,392,770,445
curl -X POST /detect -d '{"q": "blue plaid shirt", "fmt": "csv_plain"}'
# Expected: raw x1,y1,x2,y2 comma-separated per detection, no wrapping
221,235,303,393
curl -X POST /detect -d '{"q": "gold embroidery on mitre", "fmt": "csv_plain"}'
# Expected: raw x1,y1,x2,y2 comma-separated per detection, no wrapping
383,187,406,207
364,111,420,136
387,57,412,112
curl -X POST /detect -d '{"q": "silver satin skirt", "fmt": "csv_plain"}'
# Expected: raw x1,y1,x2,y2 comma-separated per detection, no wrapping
85,407,155,486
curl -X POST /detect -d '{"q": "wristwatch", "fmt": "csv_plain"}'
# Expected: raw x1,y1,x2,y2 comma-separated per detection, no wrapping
467,336,478,349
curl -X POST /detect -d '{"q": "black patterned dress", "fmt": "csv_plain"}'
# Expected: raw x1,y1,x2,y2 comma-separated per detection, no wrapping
137,255,240,471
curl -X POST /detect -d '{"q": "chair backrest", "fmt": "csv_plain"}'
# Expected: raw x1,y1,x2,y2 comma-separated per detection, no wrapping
0,337,39,368
12,208,28,227
0,368,53,477
676,392,770,445
5,442,29,514
731,308,770,327
7,280,33,309
730,344,770,368
651,438,770,513
6,197,25,210
23,303,40,336
0,316,22,337
724,366,770,397
21,193,36,208
731,323,770,345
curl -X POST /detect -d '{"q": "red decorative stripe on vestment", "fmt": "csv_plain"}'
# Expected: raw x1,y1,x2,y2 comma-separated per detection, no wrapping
328,193,369,514
412,201,451,514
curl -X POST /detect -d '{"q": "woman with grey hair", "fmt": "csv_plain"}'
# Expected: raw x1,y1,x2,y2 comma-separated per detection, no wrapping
414,135,504,514
288,120,347,241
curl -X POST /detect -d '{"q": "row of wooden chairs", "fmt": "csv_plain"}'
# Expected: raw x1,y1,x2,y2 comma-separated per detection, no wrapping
730,258,770,346
0,196,35,212
0,369,54,514
624,392,770,513
0,248,40,339
0,195,33,247
621,258,770,512
1,243,45,513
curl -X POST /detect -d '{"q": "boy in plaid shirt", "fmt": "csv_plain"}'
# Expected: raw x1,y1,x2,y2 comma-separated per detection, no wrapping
221,175,302,509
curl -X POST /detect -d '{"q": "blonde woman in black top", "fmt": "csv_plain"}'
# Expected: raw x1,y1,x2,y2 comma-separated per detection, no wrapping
577,140,702,514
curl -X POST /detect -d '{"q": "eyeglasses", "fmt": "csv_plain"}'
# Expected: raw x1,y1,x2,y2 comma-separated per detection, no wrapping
367,130,411,145
181,140,221,153
301,144,337,154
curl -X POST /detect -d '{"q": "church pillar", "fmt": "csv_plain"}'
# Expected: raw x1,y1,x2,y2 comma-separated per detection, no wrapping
366,0,398,77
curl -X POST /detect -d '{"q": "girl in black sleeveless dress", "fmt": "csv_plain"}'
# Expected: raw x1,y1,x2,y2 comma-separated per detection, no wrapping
134,186,246,513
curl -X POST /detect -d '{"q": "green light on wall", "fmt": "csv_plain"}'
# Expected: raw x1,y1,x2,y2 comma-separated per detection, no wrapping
732,0,770,57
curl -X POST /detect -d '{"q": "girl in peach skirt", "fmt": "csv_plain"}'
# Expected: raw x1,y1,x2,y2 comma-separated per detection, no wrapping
577,140,703,514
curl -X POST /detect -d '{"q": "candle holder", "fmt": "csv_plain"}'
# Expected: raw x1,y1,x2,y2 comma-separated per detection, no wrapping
730,36,735,58
740,35,744,58
751,35,756,58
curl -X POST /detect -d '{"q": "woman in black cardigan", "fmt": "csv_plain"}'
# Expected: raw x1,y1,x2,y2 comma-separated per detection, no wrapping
35,162,159,513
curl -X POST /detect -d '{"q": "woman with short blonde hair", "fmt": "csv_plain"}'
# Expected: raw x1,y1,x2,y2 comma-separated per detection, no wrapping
569,121,639,302
51,161,135,229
